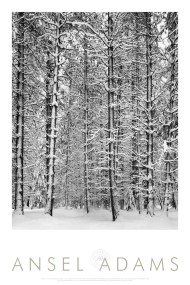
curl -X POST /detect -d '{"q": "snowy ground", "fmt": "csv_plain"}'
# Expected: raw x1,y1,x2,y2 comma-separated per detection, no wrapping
12,207,178,230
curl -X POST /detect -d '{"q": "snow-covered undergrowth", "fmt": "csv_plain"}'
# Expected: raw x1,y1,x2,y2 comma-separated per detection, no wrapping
12,207,178,230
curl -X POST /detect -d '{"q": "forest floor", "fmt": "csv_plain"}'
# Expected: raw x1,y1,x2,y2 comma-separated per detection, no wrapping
12,207,178,230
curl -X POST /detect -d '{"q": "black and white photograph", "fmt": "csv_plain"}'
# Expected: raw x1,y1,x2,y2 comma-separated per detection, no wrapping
12,11,178,230
1,1,190,285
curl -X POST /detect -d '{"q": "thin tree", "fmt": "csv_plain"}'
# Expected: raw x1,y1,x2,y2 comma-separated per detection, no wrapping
14,12,25,215
108,13,118,221
164,12,178,213
83,35,90,213
145,12,154,216
45,13,61,215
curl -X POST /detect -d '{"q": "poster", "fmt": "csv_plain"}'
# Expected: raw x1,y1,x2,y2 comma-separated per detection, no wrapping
0,0,189,284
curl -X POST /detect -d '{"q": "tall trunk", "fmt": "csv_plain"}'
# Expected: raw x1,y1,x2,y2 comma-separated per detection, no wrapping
15,12,25,215
131,66,137,208
135,13,141,214
108,13,118,221
99,95,106,207
45,51,51,203
115,65,122,169
145,13,154,216
83,35,89,213
115,63,122,207
65,94,71,209
136,56,141,213
164,12,178,213
45,14,60,216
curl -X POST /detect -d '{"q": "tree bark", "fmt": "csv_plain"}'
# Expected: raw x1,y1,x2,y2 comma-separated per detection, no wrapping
108,13,118,221
83,35,89,213
45,14,60,216
65,96,71,209
164,12,178,214
15,12,25,215
45,51,52,205
135,13,141,214
145,13,154,216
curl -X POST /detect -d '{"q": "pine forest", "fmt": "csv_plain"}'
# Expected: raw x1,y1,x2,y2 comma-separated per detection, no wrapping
12,12,178,229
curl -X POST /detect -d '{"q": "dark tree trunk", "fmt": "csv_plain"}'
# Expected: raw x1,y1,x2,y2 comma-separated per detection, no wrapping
45,51,52,205
45,14,60,216
15,12,25,215
83,35,89,214
108,13,118,221
135,13,141,214
145,13,154,217
65,95,71,209
164,12,178,214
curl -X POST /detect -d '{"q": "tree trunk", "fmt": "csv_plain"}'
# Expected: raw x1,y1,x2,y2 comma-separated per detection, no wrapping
131,65,137,208
45,14,60,216
15,12,25,215
145,13,154,217
164,12,178,214
45,51,52,206
108,13,118,221
65,94,71,209
83,35,89,214
135,13,141,214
